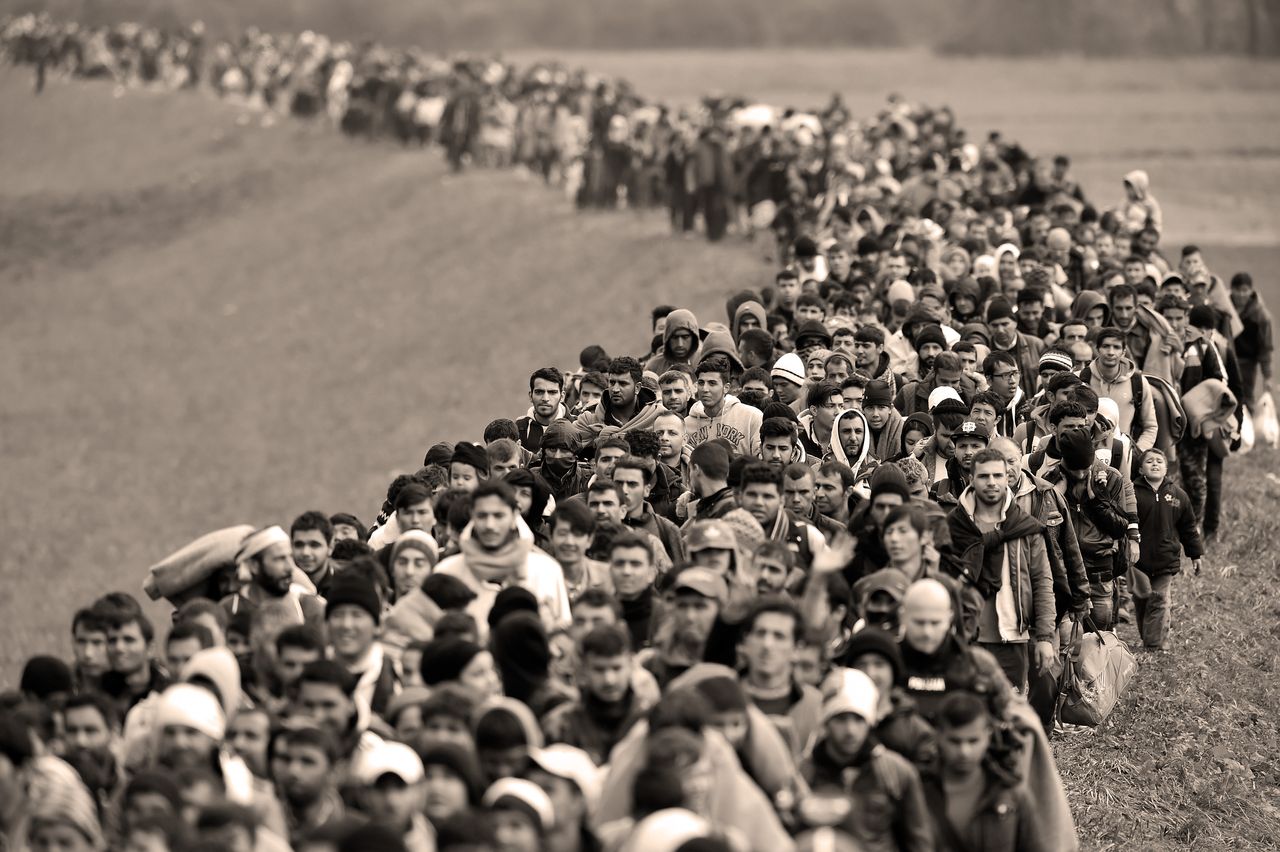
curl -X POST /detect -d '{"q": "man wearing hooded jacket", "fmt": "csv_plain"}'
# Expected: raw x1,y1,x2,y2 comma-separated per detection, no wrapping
684,355,762,458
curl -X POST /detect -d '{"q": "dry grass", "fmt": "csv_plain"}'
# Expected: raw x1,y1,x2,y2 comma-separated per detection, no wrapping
1054,455,1280,850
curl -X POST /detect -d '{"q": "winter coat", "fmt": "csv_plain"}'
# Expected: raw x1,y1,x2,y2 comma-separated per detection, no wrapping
1234,290,1274,370
1013,470,1090,619
921,766,1052,852
801,739,933,852
946,490,1056,643
1135,478,1203,577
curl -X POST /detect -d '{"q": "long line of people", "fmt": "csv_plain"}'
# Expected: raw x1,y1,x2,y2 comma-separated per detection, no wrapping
3,11,1278,852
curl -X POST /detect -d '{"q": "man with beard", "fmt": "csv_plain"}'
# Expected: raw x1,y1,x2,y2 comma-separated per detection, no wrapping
945,450,1055,693
685,355,763,458
642,566,731,688
909,323,949,383
658,369,694,416
897,351,976,418
573,356,663,443
61,692,125,810
614,455,685,565
541,625,651,765
644,308,701,375
435,481,572,636
738,597,823,756
325,572,399,719
270,723,344,845
812,460,858,528
737,462,825,573
290,511,335,597
531,421,592,502
517,367,567,453
985,299,1045,400
222,526,324,629
782,463,846,542
94,593,170,713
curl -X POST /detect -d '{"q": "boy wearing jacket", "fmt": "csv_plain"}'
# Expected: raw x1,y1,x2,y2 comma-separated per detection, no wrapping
1133,449,1203,650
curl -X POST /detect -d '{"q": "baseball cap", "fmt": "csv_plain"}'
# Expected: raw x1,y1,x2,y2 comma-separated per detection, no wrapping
353,740,425,786
685,521,736,553
854,568,910,604
954,420,991,443
671,568,729,606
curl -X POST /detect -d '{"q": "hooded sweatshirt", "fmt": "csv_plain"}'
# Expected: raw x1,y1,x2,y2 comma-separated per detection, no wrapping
699,329,746,374
644,308,701,374
434,516,571,639
1069,289,1110,327
732,300,768,343
828,408,872,475
1121,169,1162,235
1080,354,1159,451
684,393,763,458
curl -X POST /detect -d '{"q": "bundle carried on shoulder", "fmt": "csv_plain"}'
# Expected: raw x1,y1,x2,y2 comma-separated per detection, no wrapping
142,524,255,604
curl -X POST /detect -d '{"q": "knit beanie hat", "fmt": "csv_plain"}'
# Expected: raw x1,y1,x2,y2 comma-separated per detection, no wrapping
451,442,490,476
26,756,104,849
1039,350,1074,372
421,573,478,610
863,380,894,408
326,571,381,624
902,413,934,439
913,324,948,352
794,320,833,349
475,696,545,749
1058,428,1096,470
20,655,73,700
419,636,485,686
839,627,904,684
868,464,911,502
415,741,485,804
986,298,1015,324
770,353,806,387
392,530,440,567
490,612,551,704
960,322,992,345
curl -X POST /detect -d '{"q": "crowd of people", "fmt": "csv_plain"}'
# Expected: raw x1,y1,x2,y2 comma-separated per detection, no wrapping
3,11,1279,852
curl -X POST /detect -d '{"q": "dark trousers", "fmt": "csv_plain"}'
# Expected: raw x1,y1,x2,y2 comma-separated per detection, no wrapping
979,641,1029,693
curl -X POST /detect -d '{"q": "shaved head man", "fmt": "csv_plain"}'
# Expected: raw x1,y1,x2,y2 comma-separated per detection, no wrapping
902,579,953,655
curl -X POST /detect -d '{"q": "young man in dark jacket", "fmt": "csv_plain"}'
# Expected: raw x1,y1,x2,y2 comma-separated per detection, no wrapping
1133,449,1203,650
1040,429,1133,629
799,668,933,852
921,690,1051,852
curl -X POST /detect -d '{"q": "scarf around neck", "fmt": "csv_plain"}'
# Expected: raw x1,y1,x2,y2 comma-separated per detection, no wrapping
459,519,535,584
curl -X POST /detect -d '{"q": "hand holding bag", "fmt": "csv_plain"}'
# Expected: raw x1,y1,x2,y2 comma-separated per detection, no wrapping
1057,615,1138,727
